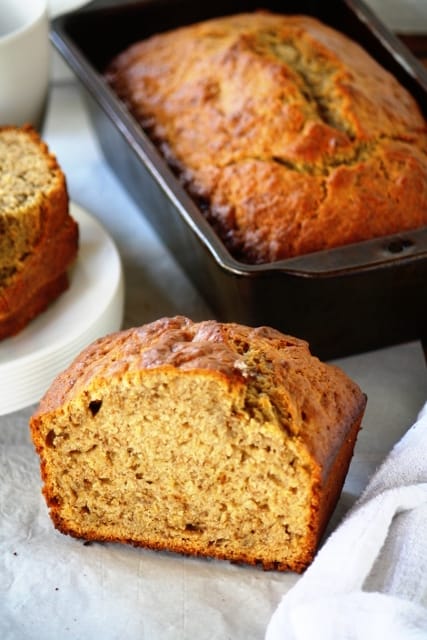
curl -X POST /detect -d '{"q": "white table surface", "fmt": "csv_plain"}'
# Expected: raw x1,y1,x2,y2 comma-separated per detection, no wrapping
0,54,426,640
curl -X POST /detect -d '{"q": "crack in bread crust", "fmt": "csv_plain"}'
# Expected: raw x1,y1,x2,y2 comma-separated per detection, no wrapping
106,12,427,263
30,316,366,573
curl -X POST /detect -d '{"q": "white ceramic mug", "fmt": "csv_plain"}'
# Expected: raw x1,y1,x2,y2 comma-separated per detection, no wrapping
0,0,49,130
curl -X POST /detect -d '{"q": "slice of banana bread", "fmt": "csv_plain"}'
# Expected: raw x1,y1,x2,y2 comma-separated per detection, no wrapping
0,125,78,339
30,316,366,572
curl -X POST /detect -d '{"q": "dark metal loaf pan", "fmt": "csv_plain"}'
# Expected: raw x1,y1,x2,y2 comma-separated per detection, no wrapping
51,0,427,359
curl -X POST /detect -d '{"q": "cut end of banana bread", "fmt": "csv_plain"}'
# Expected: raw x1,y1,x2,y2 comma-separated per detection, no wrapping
30,317,366,572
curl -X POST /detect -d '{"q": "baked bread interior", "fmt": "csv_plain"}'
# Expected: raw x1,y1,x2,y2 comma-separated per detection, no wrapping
106,12,427,263
0,124,78,339
30,316,366,572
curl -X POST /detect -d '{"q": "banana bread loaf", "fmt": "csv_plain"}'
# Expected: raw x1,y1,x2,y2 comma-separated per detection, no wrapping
106,12,427,264
30,316,366,572
0,125,78,339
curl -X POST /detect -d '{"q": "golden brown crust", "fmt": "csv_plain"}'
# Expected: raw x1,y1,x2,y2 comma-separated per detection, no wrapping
33,315,365,480
106,12,427,263
31,317,366,571
0,217,78,337
0,216,78,316
0,124,71,241
0,125,79,338
0,272,69,340
33,316,363,462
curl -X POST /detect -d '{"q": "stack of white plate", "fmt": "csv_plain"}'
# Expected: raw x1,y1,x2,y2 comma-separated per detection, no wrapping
0,202,124,415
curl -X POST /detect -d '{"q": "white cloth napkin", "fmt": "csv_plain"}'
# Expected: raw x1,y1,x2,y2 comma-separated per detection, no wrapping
266,401,427,640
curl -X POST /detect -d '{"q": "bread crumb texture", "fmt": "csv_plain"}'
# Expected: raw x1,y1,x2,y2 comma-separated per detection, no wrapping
30,316,366,572
0,125,78,338
106,12,427,263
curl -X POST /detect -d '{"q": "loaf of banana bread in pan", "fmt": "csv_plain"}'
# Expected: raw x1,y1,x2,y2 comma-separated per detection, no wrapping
30,316,366,572
0,125,78,339
106,11,427,264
